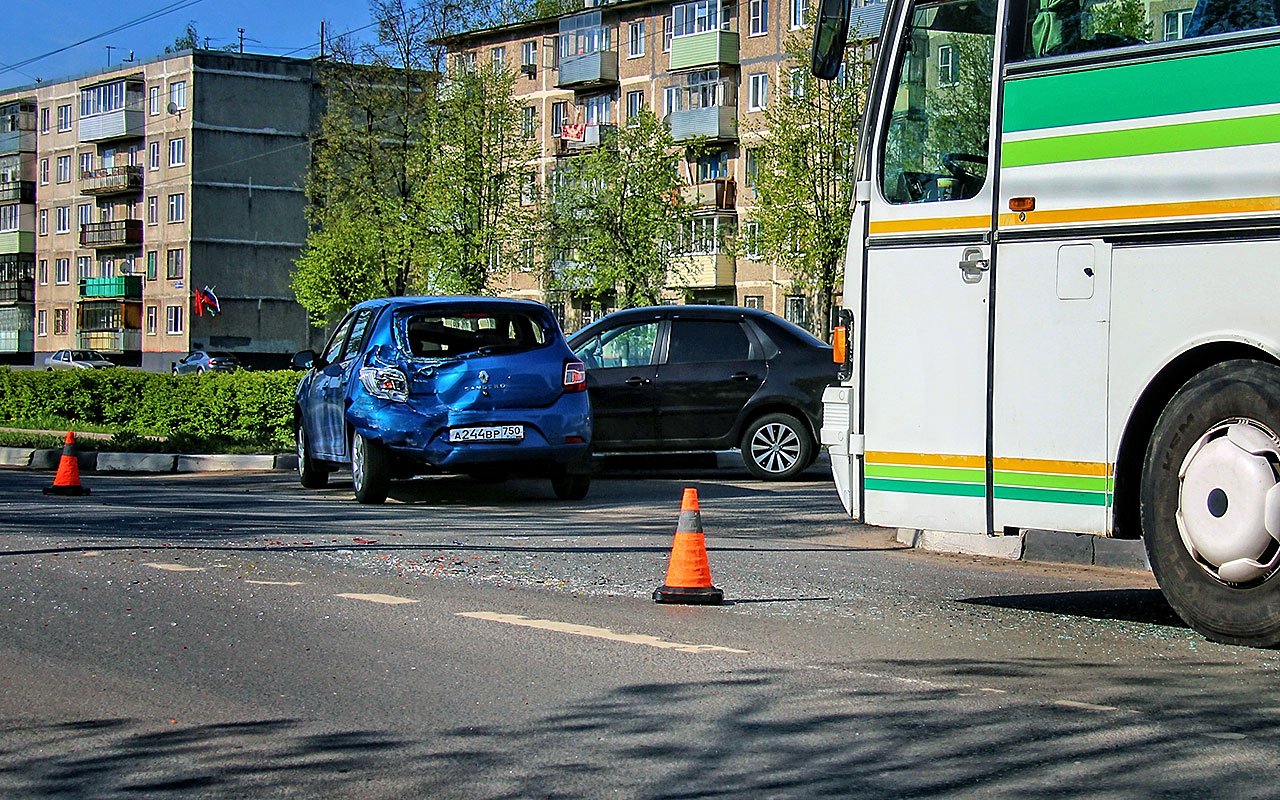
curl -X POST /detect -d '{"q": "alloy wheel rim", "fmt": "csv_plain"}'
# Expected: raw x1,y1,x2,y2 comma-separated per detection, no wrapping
296,427,306,477
751,422,801,474
352,435,365,490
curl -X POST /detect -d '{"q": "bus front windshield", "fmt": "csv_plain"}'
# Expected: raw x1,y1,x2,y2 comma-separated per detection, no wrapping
880,0,997,204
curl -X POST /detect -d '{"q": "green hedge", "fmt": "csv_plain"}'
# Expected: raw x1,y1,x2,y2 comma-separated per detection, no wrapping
0,368,300,452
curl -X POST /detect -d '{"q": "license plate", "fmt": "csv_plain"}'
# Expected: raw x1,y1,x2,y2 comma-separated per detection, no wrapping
448,425,524,443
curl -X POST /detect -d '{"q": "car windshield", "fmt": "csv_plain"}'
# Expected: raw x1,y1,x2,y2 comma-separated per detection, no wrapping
396,307,550,359
73,351,107,361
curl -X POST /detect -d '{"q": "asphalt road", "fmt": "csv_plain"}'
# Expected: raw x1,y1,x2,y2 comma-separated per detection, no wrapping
3,462,1280,799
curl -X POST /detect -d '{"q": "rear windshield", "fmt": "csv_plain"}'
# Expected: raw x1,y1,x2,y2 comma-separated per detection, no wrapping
397,307,551,358
207,352,236,359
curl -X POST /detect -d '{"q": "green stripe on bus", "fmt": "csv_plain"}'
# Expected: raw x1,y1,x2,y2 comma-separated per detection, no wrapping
864,477,986,497
1003,44,1280,134
993,470,1110,491
994,485,1110,506
1002,112,1280,167
864,464,985,484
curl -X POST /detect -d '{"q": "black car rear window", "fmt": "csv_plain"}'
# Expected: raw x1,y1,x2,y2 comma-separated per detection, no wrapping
668,319,753,363
398,308,550,358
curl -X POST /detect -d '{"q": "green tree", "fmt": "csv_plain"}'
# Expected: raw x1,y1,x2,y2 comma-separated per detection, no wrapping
1088,0,1154,41
751,29,871,340
541,110,697,308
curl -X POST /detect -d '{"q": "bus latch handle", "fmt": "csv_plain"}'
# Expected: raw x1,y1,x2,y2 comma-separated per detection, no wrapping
959,248,989,284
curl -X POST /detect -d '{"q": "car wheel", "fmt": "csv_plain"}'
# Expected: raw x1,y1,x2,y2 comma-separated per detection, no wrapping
351,430,390,505
551,472,590,501
741,412,815,481
296,422,328,489
197,366,205,375
1142,359,1280,647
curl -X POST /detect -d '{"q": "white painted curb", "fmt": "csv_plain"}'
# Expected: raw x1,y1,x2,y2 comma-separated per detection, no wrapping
176,454,279,472
896,528,1025,560
0,447,34,467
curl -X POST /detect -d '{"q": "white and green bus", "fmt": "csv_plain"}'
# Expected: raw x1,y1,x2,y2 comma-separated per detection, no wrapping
811,0,1280,645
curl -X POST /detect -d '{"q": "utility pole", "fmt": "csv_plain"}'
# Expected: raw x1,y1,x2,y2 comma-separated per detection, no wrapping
105,45,116,66
319,20,326,60
238,28,245,54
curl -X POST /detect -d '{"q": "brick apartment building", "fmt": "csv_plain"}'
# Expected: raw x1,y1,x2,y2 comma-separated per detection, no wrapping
0,50,328,370
447,0,888,331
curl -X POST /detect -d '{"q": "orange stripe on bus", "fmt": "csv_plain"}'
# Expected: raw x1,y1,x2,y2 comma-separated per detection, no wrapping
998,195,1280,227
865,451,985,468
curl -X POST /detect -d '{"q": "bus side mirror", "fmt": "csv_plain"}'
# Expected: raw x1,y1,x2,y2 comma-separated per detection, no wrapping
811,0,852,80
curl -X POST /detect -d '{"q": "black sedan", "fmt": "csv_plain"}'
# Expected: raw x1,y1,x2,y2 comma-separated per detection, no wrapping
567,305,835,480
172,350,241,375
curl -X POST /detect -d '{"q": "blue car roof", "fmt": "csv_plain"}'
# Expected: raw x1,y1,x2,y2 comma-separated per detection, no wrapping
352,296,550,312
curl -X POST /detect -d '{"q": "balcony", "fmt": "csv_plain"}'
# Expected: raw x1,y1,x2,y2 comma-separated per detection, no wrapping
0,231,34,254
80,275,143,300
80,219,143,249
682,178,737,210
557,51,619,90
0,330,33,353
669,253,736,289
669,30,739,71
78,106,144,143
556,124,617,155
668,104,738,142
0,304,33,353
0,279,35,303
0,180,35,204
80,165,143,197
77,328,142,353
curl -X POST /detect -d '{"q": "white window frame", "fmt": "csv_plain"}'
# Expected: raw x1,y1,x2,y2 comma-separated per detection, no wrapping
39,259,48,286
521,40,537,68
167,193,185,223
147,195,158,225
938,44,957,84
750,0,769,35
38,209,48,236
77,255,92,280
149,86,160,115
169,80,187,111
1164,8,1193,40
169,137,185,166
146,305,158,335
56,206,70,234
55,258,70,285
0,205,18,233
56,156,70,183
39,107,49,133
37,309,47,336
57,104,71,131
790,0,808,29
149,141,160,171
664,15,674,52
166,305,184,335
628,21,646,57
166,248,184,280
748,72,769,111
521,106,537,138
627,90,645,123
39,158,48,185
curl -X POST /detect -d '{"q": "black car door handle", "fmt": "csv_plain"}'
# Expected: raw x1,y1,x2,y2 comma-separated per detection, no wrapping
624,376,650,387
731,372,757,382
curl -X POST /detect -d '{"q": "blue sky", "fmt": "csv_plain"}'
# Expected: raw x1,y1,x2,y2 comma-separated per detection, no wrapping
3,0,377,89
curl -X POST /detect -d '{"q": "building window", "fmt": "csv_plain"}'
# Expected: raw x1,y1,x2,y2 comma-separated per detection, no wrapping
56,206,70,234
39,158,48,185
1165,8,1193,39
54,308,69,335
748,73,769,111
146,250,158,280
166,305,184,334
57,104,71,131
750,0,769,34
168,193,185,223
56,156,71,183
39,107,49,133
166,248,184,279
697,150,730,181
37,309,47,336
582,93,612,126
146,195,158,225
743,222,762,259
39,259,48,285
628,21,646,57
169,137,185,166
149,141,160,171
491,46,506,66
77,203,92,230
521,40,537,69
791,0,808,27
520,238,536,272
937,44,957,84
744,294,764,309
664,15,674,51
627,90,645,123
745,148,759,188
521,106,537,138
55,258,70,285
0,205,17,232
79,152,93,177
520,171,538,205
785,294,807,325
146,305,158,334
77,256,92,280
38,209,48,236
551,101,568,137
673,0,734,36
149,86,160,115
169,81,187,111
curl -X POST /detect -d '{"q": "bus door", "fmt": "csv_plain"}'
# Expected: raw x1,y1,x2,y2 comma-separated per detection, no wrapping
860,0,1001,534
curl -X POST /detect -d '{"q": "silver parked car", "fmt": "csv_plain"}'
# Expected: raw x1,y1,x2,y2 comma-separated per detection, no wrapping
172,350,242,375
43,349,116,370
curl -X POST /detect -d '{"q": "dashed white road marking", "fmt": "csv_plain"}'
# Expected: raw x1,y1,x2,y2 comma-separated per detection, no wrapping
336,593,419,605
246,579,305,586
143,562,205,572
1054,700,1120,712
458,611,748,654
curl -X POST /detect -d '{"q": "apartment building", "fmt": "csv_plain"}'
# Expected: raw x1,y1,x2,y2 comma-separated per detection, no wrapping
0,50,328,370
448,0,860,330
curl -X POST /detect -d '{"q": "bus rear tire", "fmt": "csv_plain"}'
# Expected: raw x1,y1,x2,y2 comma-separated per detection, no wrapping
1142,359,1280,647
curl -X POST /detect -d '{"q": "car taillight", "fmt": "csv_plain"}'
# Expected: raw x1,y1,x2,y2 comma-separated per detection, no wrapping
358,366,409,402
563,359,587,393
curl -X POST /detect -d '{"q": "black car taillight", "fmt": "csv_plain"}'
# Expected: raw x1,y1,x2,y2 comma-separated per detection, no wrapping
563,358,587,393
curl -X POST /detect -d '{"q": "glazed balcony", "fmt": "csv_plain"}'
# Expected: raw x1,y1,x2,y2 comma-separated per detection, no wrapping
669,29,739,71
77,327,142,353
556,50,619,90
0,277,35,303
80,219,143,249
669,252,735,289
0,181,35,204
682,178,736,210
666,80,737,141
80,165,142,197
80,275,143,300
78,105,145,143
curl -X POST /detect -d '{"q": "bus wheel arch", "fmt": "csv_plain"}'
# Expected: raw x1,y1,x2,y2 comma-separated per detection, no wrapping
1140,357,1280,647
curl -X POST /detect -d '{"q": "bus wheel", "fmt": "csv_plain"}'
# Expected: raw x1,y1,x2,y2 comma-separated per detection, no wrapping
1142,359,1280,647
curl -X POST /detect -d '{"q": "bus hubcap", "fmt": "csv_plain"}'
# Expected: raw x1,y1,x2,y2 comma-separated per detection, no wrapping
1177,420,1280,584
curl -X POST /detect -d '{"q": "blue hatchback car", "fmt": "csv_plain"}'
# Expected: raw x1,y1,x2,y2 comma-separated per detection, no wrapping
293,297,592,504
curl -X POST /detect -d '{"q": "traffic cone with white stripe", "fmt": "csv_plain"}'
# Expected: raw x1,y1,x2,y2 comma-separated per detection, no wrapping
654,487,723,605
43,431,90,496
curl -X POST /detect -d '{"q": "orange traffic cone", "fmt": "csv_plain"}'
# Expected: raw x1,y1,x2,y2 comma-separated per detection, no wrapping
43,431,90,496
654,487,723,605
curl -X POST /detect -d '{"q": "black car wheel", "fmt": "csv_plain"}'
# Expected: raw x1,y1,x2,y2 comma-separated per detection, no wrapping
551,472,590,500
296,422,329,489
351,431,390,505
1142,359,1280,647
741,412,814,481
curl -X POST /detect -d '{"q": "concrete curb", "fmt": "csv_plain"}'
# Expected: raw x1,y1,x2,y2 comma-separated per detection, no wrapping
176,454,281,472
0,447,34,467
8,449,293,473
897,527,1151,572
96,453,178,473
